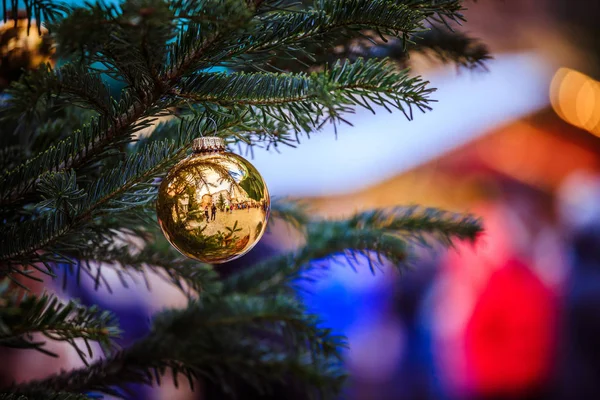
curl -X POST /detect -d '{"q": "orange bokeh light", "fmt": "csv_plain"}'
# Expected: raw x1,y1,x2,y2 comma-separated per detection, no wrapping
550,68,600,136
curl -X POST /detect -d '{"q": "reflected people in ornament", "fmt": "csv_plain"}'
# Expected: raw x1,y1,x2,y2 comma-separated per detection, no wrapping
156,137,270,264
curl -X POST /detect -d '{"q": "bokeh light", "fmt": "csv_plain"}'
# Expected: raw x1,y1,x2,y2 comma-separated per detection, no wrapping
550,67,600,135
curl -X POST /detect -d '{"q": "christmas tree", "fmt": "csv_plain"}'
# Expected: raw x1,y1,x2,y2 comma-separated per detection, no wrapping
0,0,488,398
217,194,226,212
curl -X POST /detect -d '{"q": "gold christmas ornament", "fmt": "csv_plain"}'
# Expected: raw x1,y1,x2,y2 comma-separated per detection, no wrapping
156,137,270,263
0,15,54,90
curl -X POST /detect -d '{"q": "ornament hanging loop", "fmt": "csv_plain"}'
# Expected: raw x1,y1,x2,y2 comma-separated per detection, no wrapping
198,117,218,137
193,118,225,153
206,117,218,136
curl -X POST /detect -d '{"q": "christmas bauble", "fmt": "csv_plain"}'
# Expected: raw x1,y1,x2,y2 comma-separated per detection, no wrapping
0,14,54,90
156,137,270,263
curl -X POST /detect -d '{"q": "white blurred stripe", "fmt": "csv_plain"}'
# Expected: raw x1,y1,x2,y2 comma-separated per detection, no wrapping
244,52,554,197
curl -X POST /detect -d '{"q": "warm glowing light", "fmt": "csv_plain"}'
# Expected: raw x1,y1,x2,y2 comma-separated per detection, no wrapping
0,18,53,68
550,67,600,136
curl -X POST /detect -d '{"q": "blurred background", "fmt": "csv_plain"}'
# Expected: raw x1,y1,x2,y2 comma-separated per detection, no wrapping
3,0,600,399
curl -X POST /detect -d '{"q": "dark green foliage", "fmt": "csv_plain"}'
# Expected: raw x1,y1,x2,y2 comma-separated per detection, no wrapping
224,206,481,295
177,58,434,129
77,240,223,296
0,0,487,398
2,63,112,121
413,28,491,70
13,293,346,398
0,280,120,361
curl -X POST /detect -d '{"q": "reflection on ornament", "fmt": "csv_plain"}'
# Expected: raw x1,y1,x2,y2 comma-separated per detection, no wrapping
157,137,270,263
0,14,54,89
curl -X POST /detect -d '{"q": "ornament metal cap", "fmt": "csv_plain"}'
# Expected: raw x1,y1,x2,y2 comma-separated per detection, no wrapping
192,137,226,153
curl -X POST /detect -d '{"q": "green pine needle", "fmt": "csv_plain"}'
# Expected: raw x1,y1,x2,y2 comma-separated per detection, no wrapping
12,294,346,398
224,205,482,294
0,280,120,363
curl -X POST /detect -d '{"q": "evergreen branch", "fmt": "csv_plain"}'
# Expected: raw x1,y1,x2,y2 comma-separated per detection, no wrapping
0,3,255,209
231,1,487,73
224,206,482,294
211,0,464,69
346,206,482,246
14,295,345,397
0,115,246,268
267,28,491,72
0,0,455,207
246,0,422,51
0,280,120,362
50,2,175,82
0,108,95,168
225,227,410,295
172,107,306,151
177,70,311,106
72,242,222,297
36,170,86,216
0,90,157,208
49,3,148,81
412,28,491,70
2,64,113,123
0,140,184,266
51,0,251,63
176,58,434,131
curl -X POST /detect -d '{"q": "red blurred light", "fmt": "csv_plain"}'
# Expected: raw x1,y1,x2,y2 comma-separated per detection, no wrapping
465,259,557,396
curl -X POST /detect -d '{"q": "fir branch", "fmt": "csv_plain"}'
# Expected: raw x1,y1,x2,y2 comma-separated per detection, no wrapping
176,58,434,131
346,206,482,246
71,243,222,297
0,90,157,208
50,1,176,82
224,206,482,294
0,280,120,362
0,140,184,266
0,0,453,207
183,107,306,151
1,111,306,274
2,64,113,122
0,115,247,268
286,28,491,72
14,295,345,398
224,226,410,295
49,3,147,82
211,0,463,69
414,28,491,70
232,3,488,73
0,2,254,209
249,0,422,51
36,170,86,216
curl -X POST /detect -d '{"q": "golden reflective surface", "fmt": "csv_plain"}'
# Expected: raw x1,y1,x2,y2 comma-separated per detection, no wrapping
157,151,270,263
